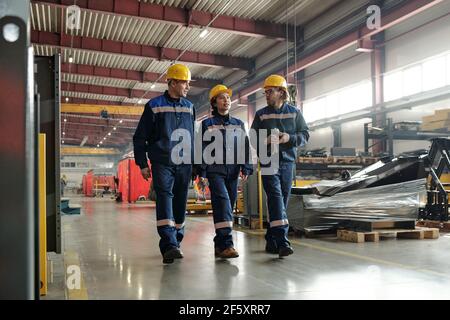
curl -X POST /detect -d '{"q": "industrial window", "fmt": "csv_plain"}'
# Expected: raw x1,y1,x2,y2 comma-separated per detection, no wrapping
447,53,450,86
325,92,340,118
303,97,326,123
384,51,450,103
402,65,422,97
95,162,114,169
423,56,446,91
384,71,402,102
77,162,89,168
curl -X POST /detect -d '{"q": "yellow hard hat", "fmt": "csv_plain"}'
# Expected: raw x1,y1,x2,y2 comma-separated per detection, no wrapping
167,64,191,81
263,74,288,91
209,84,232,102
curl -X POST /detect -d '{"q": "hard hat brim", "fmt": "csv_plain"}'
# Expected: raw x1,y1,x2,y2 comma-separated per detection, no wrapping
210,89,232,101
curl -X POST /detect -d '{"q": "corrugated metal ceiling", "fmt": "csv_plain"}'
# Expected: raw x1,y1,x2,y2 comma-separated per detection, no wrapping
140,0,342,25
32,0,347,147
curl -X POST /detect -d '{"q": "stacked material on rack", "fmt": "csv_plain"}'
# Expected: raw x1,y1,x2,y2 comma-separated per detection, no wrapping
393,121,422,131
299,148,328,158
421,109,450,131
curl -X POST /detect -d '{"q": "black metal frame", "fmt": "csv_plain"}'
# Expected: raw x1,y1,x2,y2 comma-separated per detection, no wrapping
35,55,62,253
420,139,450,221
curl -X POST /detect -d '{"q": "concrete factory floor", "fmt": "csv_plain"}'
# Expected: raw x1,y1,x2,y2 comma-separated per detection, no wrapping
46,196,450,300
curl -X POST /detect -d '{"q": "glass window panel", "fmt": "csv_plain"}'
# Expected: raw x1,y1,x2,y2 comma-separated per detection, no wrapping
403,65,422,96
384,71,403,102
423,56,446,91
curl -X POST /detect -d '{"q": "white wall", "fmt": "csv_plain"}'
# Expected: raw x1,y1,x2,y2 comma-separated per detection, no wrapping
305,45,372,99
230,105,248,124
306,127,334,150
341,118,371,152
385,1,450,72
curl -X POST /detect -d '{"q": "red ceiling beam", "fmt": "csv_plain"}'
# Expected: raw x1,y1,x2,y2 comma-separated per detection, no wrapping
31,30,254,70
32,0,291,41
234,0,444,102
61,63,218,89
62,81,160,100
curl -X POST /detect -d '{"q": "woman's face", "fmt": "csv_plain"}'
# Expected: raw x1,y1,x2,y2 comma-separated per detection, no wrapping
216,93,231,115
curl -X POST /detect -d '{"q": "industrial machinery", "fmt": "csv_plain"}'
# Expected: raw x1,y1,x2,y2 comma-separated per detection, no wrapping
288,138,450,233
420,138,450,221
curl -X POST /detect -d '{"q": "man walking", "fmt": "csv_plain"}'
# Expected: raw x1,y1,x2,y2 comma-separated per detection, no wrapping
133,64,195,264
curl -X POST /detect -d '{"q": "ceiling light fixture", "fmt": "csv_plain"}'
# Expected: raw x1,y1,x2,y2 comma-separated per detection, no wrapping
199,29,208,38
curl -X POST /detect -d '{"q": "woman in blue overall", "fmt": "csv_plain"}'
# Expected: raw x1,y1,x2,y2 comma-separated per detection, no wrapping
199,85,253,259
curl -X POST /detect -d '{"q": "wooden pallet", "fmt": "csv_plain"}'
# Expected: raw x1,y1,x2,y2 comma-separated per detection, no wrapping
345,218,417,232
298,157,327,164
361,157,379,165
417,220,450,232
331,156,361,165
337,227,439,243
186,202,212,215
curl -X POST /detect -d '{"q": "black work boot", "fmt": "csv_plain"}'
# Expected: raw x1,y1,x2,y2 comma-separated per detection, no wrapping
163,247,183,264
278,246,294,258
265,244,279,255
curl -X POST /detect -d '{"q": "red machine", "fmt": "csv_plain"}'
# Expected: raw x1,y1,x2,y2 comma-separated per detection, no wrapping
82,171,116,197
82,170,94,197
117,158,152,203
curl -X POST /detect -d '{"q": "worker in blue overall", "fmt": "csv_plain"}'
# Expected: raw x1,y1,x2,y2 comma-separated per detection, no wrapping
199,85,253,259
251,75,310,258
133,64,195,264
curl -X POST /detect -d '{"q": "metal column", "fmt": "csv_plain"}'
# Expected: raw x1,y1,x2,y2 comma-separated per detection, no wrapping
371,32,386,155
0,1,36,299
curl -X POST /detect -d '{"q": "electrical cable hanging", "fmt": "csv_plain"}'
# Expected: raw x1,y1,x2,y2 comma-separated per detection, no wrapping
96,1,236,149
294,0,298,106
286,0,289,78
62,0,77,146
133,0,235,105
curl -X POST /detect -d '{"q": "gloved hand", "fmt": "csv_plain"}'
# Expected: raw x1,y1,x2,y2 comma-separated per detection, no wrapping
141,167,151,180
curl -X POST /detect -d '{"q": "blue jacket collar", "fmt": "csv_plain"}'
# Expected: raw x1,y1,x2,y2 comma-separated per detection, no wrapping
164,90,181,104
